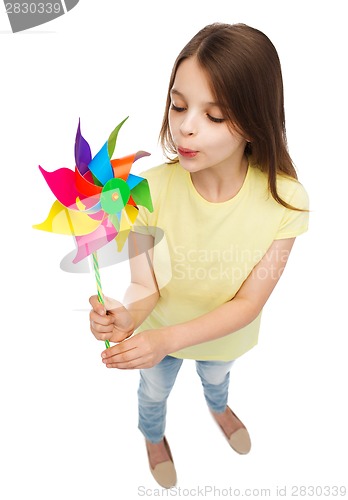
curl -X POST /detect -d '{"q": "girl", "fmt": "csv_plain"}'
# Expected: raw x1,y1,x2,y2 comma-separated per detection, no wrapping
89,22,309,488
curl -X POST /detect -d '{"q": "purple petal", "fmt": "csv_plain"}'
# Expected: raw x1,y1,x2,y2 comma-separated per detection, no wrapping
75,119,92,175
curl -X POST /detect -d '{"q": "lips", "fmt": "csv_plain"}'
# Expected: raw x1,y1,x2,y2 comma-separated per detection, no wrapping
177,147,198,158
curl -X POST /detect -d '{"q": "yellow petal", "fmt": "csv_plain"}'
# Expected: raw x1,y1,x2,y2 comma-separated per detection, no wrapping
125,204,139,224
114,208,133,251
115,228,131,251
75,196,86,211
33,200,102,236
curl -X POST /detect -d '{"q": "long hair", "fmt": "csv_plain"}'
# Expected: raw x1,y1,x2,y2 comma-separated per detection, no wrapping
159,23,301,210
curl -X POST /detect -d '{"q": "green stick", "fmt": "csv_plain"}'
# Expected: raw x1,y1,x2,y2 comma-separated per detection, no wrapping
92,251,110,349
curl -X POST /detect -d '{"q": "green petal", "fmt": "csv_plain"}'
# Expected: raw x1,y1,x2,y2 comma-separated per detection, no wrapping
131,179,154,212
107,117,129,158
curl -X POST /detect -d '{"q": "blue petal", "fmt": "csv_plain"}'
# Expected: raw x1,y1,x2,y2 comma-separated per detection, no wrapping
126,173,144,190
88,142,114,185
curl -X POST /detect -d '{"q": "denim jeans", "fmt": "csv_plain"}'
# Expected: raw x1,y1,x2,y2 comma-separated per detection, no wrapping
138,355,234,443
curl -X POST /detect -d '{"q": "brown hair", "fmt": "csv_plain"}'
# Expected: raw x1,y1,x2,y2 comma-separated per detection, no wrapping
159,22,302,210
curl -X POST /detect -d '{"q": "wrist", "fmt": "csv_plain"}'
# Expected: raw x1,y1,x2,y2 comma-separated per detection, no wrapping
127,313,136,335
160,323,187,354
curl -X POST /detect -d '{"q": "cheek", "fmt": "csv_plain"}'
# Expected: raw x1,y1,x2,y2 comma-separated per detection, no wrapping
168,111,177,135
206,130,232,151
221,128,245,147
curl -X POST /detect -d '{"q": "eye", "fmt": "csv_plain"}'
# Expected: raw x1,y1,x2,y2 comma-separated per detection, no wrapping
170,103,186,112
207,114,225,123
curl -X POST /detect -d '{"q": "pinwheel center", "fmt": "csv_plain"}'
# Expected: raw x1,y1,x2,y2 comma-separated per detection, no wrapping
100,178,130,214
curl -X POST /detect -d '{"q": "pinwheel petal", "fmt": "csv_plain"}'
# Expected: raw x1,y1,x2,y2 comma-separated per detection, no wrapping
88,142,114,185
108,213,120,232
125,204,139,224
75,166,102,198
111,154,135,181
107,117,128,158
73,218,118,263
115,211,131,251
115,229,131,252
38,166,80,208
111,151,150,181
130,179,154,212
33,200,102,235
114,204,140,251
127,173,144,190
75,119,92,175
134,150,151,162
75,196,102,214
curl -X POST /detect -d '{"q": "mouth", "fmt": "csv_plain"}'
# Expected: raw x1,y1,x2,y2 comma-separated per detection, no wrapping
177,146,198,158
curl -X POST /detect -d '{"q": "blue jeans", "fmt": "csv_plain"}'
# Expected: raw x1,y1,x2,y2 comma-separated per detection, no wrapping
138,355,234,443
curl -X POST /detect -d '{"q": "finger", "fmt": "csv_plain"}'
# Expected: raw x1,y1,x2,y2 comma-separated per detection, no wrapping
103,354,148,369
90,326,113,341
104,359,139,369
100,336,139,358
101,342,137,360
101,340,155,369
102,345,148,368
91,322,113,335
90,319,114,343
89,295,106,316
89,309,114,327
104,355,156,370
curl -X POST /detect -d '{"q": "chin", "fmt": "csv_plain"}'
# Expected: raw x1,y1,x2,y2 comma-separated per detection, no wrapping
179,162,203,173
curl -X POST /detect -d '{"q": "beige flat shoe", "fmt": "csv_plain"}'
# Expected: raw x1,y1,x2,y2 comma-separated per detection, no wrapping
147,437,177,489
212,406,251,455
228,427,251,454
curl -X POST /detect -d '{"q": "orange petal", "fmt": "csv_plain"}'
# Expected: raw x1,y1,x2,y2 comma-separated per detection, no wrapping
110,154,136,180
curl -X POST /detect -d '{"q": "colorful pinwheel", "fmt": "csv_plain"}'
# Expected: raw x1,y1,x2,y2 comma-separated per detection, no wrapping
33,117,153,347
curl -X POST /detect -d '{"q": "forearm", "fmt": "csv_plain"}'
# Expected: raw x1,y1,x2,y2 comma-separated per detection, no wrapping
163,296,260,353
123,282,159,330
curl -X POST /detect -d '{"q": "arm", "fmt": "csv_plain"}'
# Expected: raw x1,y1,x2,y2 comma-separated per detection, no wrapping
101,237,296,368
123,231,159,328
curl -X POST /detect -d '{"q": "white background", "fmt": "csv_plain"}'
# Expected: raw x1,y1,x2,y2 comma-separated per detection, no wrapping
1,0,347,498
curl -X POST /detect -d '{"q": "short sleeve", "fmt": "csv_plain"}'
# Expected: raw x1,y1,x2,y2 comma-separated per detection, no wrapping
275,182,309,239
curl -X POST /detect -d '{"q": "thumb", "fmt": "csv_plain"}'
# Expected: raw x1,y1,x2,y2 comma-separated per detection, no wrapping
89,295,106,316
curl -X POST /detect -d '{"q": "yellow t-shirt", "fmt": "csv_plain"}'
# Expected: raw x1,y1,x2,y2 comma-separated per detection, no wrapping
133,162,309,361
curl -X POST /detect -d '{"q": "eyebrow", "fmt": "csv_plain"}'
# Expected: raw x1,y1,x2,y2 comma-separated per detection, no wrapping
170,88,221,107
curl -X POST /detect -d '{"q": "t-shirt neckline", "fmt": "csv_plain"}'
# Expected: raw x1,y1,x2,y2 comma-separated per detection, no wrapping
183,163,251,206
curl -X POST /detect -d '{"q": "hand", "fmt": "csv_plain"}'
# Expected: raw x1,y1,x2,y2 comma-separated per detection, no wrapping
100,329,170,369
89,295,135,344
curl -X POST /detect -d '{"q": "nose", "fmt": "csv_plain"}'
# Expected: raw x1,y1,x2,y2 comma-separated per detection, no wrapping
179,112,197,136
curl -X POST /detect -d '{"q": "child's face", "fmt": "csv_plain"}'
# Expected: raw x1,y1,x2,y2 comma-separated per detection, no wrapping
168,56,247,175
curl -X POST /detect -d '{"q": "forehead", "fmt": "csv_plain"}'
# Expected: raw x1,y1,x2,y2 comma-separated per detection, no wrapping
171,57,216,101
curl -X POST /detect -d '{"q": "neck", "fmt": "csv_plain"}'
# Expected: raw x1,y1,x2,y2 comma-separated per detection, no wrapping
190,156,249,203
